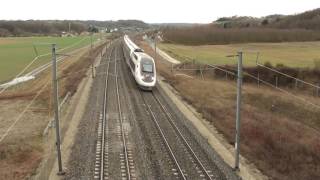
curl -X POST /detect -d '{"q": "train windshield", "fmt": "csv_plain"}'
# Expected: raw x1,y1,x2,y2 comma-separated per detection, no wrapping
142,63,153,73
141,59,154,73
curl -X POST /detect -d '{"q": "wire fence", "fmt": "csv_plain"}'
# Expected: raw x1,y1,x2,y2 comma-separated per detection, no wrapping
31,92,71,180
170,58,320,99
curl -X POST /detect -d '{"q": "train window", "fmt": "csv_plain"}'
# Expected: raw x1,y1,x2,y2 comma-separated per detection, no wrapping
133,54,138,60
134,49,143,52
141,63,153,73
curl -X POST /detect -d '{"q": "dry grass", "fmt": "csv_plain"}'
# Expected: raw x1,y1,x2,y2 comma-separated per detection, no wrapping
0,42,107,179
159,42,320,68
138,38,320,180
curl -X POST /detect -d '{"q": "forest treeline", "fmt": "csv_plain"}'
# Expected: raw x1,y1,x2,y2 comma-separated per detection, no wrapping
0,20,149,37
162,8,320,45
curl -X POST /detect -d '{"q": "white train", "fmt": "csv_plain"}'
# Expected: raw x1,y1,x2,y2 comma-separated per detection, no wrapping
123,35,156,90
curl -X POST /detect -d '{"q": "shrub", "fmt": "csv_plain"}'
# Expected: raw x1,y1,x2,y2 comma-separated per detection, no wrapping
162,26,320,45
314,59,320,70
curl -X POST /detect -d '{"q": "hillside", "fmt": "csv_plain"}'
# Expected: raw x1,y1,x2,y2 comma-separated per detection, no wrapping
162,8,320,45
270,8,320,30
213,8,320,30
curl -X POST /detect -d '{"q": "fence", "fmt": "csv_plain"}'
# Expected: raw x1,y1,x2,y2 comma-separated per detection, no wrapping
170,59,320,98
31,92,71,180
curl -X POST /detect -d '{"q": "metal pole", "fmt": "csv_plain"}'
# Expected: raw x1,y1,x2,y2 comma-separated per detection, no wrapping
200,65,204,80
171,63,173,73
257,72,260,87
92,63,95,78
234,51,243,170
52,44,65,175
154,35,157,61
317,83,320,97
91,33,93,50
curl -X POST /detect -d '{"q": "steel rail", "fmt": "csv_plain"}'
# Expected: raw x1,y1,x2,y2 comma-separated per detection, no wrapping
140,92,187,180
114,45,132,180
99,43,114,180
152,91,213,180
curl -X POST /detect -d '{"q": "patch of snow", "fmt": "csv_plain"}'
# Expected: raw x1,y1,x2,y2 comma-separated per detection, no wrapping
0,76,35,89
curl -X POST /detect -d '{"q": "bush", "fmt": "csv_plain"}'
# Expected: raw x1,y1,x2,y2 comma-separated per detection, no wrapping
314,59,320,70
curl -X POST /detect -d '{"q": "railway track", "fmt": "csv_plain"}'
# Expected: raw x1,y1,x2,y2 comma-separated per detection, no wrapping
94,42,135,180
141,90,215,180
66,40,237,180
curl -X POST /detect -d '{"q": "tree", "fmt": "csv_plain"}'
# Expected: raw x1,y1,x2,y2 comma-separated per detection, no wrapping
262,19,269,26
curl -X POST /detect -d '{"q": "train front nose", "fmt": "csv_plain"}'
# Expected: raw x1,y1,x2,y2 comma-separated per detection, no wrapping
142,73,154,83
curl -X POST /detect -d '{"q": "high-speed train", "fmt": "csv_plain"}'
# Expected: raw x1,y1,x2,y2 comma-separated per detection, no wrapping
123,35,156,90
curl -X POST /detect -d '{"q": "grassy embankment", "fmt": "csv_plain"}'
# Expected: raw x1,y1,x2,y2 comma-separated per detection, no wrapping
0,37,108,179
138,38,320,180
0,35,101,83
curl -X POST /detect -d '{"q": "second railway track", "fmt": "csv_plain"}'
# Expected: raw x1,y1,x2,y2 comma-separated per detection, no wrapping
94,42,136,180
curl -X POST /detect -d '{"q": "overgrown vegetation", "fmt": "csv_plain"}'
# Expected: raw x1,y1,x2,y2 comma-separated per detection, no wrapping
163,27,320,45
214,8,320,30
208,62,320,89
314,59,320,70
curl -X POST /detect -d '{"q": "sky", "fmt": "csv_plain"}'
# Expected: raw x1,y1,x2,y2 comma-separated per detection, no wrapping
1,0,319,23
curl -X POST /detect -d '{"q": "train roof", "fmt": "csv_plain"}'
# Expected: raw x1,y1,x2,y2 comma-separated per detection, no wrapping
134,52,154,61
124,35,143,52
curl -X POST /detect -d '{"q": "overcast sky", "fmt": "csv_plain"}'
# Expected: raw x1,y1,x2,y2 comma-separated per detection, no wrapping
1,0,319,23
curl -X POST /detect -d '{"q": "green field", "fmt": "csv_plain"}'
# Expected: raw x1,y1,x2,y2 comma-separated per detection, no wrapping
0,35,101,83
159,42,320,68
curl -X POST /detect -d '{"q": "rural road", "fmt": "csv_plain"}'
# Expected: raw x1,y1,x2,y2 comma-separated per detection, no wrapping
64,39,239,179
